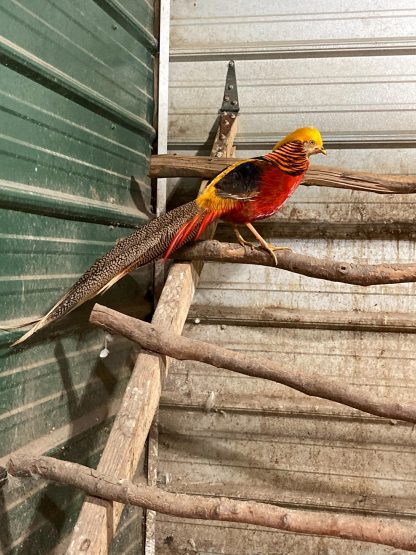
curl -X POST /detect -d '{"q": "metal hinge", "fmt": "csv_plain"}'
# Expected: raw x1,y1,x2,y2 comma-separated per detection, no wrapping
213,60,240,159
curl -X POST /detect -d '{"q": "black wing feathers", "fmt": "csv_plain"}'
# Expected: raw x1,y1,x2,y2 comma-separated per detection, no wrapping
214,160,265,201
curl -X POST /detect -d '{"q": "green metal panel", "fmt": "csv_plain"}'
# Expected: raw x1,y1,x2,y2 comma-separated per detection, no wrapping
0,0,156,553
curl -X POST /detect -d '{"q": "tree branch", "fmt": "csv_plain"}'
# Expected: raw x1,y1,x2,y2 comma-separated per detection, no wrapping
174,240,416,286
89,305,416,424
149,155,416,194
8,453,416,553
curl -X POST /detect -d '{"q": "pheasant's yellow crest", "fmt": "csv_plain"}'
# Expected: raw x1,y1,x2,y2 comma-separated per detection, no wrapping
273,127,325,152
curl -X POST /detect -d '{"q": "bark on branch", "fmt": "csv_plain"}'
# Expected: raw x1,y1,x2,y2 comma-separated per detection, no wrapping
149,155,416,194
8,453,416,552
174,240,416,286
90,305,416,424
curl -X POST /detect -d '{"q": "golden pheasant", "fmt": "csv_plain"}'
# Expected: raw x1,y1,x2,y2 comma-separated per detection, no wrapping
13,127,325,346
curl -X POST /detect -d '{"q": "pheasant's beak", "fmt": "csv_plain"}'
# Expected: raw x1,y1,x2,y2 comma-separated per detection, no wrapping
320,147,327,155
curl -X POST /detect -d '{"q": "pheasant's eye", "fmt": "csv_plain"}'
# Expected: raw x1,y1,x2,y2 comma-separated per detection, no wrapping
310,140,315,145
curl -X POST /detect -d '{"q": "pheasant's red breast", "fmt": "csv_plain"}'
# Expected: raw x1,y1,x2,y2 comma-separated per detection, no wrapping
221,163,306,224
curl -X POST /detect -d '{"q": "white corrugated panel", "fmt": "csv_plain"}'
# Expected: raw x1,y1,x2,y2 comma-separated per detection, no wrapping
159,1,416,553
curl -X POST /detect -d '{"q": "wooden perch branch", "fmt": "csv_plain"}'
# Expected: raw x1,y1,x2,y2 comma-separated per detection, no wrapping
90,305,416,424
8,453,416,552
174,240,416,286
149,155,416,194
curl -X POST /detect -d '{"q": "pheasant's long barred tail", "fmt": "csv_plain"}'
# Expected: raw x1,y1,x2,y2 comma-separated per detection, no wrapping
12,201,202,346
12,127,326,347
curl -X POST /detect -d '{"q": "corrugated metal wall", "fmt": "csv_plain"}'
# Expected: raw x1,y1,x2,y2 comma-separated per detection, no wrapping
0,1,156,553
159,1,416,553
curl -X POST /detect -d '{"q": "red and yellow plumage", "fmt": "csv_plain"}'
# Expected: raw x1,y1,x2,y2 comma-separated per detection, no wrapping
164,126,326,259
13,127,325,346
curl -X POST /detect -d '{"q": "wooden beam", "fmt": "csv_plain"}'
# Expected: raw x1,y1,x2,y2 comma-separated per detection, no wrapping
158,391,399,421
217,220,416,242
188,305,416,334
67,118,238,554
9,453,416,553
149,155,416,194
89,305,416,425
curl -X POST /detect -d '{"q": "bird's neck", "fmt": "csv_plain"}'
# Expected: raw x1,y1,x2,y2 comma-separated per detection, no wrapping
263,140,309,176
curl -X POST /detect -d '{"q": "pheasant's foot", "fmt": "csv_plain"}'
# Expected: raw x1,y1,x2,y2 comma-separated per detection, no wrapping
260,244,277,265
260,243,291,266
239,236,255,248
233,226,255,248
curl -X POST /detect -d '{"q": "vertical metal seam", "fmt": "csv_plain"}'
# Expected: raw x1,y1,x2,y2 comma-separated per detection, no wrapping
145,2,171,554
156,0,171,219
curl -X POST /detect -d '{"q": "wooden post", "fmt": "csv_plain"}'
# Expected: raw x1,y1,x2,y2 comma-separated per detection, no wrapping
67,118,238,554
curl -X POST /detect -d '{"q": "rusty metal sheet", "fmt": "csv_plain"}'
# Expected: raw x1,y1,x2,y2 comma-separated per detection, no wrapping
157,322,416,553
162,1,416,552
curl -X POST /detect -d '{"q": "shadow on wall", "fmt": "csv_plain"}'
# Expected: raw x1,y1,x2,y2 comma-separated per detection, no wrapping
0,327,138,553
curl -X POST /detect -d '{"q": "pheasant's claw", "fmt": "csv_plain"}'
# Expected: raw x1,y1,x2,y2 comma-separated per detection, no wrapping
261,243,291,266
233,226,255,248
269,245,292,252
260,244,278,266
240,237,255,248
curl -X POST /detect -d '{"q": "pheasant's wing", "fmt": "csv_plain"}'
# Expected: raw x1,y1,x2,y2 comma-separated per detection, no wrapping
214,159,266,201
